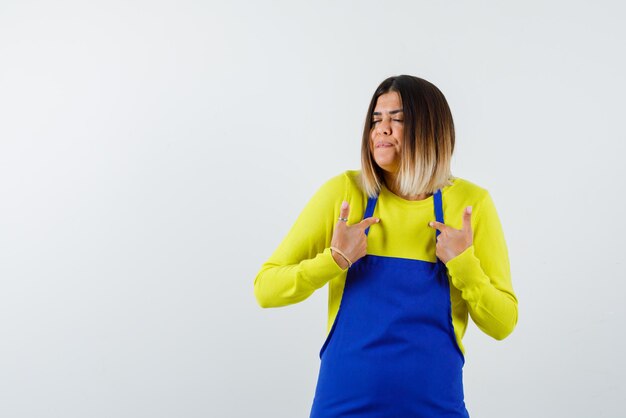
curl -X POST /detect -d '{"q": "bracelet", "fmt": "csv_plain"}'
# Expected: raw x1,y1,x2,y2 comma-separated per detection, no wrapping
330,246,352,269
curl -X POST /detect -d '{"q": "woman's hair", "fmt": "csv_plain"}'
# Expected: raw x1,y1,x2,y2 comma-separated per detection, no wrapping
360,75,456,198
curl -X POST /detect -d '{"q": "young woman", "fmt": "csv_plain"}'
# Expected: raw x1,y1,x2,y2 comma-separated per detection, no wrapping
254,75,518,417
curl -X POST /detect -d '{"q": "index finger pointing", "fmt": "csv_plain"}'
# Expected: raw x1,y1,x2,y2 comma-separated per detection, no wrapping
357,216,380,230
428,221,448,232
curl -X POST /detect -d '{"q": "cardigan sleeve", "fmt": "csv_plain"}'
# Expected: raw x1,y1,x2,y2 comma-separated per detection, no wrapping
253,173,349,308
444,191,518,340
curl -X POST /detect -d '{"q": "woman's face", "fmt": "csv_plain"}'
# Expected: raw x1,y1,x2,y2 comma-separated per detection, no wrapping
369,91,404,174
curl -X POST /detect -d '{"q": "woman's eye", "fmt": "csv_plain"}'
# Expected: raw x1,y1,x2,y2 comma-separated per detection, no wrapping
371,119,402,125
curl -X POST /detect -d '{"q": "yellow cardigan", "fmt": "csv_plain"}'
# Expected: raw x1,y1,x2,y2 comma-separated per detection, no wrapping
254,170,518,355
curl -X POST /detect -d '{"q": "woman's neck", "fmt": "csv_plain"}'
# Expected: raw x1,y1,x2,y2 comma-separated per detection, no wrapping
383,172,432,201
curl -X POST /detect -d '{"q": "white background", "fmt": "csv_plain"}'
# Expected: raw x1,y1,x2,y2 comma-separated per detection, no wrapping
1,1,624,417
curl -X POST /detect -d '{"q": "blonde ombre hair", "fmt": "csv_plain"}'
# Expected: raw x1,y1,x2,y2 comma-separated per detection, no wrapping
360,75,456,198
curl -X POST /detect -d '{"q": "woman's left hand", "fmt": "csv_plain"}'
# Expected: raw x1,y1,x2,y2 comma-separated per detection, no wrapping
428,206,473,264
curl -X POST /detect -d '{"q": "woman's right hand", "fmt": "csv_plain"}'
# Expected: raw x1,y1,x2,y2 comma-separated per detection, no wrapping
330,201,380,269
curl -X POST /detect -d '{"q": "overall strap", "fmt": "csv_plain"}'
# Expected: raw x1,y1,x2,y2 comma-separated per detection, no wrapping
433,189,444,237
363,196,378,236
433,189,446,271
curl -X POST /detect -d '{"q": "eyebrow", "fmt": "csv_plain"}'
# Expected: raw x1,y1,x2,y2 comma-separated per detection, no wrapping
372,109,404,116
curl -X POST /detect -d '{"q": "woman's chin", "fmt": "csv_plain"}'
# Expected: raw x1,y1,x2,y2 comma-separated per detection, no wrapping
375,163,398,175
374,157,395,167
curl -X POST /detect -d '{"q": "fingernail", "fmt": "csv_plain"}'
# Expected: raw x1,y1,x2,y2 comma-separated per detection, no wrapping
341,201,348,210
467,206,472,213
428,222,433,227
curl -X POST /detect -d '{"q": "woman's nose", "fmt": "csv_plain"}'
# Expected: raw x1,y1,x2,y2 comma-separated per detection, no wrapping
377,119,392,135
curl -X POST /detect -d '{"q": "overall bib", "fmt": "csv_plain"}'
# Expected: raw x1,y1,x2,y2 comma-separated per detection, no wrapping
310,189,469,417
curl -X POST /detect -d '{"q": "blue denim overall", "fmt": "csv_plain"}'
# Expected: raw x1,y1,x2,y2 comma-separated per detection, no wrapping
310,189,469,417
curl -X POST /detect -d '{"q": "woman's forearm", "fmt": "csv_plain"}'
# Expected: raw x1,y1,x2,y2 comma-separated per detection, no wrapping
446,245,518,340
254,247,346,308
